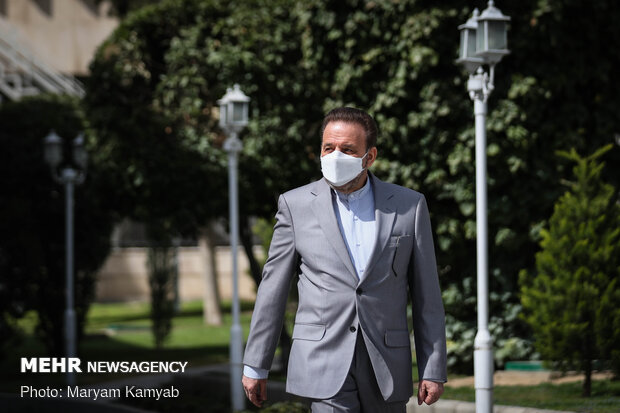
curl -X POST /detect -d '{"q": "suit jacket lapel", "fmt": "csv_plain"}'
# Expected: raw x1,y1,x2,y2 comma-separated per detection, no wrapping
311,179,359,282
363,174,396,280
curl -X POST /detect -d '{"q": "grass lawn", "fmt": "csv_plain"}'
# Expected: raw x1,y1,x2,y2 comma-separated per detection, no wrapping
443,379,620,413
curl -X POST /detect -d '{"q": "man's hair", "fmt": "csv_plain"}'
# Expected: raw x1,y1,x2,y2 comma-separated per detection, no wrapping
321,107,378,150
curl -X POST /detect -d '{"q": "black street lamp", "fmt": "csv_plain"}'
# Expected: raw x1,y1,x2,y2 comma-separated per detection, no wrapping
43,130,87,386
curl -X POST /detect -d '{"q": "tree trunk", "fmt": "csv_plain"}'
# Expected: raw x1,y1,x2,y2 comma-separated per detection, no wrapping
171,237,181,313
240,215,262,287
147,244,175,349
582,358,592,397
199,223,222,325
240,215,292,373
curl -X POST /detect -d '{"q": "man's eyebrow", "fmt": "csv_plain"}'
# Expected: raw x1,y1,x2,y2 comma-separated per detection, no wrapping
321,142,357,149
340,143,356,149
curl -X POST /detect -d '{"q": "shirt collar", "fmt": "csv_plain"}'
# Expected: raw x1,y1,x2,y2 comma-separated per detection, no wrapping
334,176,372,204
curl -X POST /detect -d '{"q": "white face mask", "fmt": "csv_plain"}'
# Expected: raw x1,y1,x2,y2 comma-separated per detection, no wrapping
320,150,368,187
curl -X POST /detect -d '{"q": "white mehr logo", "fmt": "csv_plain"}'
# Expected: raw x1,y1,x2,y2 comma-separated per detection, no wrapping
21,357,82,373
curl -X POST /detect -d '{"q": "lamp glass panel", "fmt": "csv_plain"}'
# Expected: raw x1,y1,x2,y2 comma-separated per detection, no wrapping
477,20,486,52
459,30,466,58
45,141,62,166
219,104,227,126
488,21,506,50
467,28,477,57
73,145,87,169
232,102,246,123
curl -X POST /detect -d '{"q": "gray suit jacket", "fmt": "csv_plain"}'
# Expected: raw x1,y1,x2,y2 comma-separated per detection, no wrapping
243,174,447,402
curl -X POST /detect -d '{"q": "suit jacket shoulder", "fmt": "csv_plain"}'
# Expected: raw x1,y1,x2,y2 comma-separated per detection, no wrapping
281,179,322,203
376,179,423,197
370,174,427,214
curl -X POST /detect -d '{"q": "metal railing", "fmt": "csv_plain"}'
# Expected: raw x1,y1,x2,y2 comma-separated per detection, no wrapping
0,18,85,101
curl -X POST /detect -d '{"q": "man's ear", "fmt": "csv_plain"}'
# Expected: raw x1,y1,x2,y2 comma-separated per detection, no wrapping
366,147,378,168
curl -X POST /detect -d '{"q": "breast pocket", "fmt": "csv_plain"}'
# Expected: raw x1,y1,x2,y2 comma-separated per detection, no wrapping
390,235,413,277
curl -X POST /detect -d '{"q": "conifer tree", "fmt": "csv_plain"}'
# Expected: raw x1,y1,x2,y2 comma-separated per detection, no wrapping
520,144,620,396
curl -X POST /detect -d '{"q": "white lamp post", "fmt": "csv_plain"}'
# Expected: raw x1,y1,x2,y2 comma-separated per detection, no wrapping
218,84,250,412
456,2,510,413
43,130,87,386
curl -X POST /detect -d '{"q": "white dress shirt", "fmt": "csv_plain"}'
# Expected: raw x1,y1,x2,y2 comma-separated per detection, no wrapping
244,177,376,380
332,177,376,280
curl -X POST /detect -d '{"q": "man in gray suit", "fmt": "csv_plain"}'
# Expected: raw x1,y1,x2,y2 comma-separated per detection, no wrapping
242,107,447,412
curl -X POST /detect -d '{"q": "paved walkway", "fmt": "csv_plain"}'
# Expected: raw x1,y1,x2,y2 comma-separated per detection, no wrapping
446,370,613,387
406,399,573,413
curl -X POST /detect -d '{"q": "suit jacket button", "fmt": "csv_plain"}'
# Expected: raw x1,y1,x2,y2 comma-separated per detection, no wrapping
356,288,363,295
349,326,357,333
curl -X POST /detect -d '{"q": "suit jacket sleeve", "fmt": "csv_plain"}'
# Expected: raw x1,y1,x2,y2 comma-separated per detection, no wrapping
409,195,448,382
243,194,299,370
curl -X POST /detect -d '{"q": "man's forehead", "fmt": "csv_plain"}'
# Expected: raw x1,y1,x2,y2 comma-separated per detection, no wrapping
322,121,365,144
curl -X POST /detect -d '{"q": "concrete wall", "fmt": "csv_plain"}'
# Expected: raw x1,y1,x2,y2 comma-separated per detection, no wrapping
1,0,118,75
95,246,261,303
